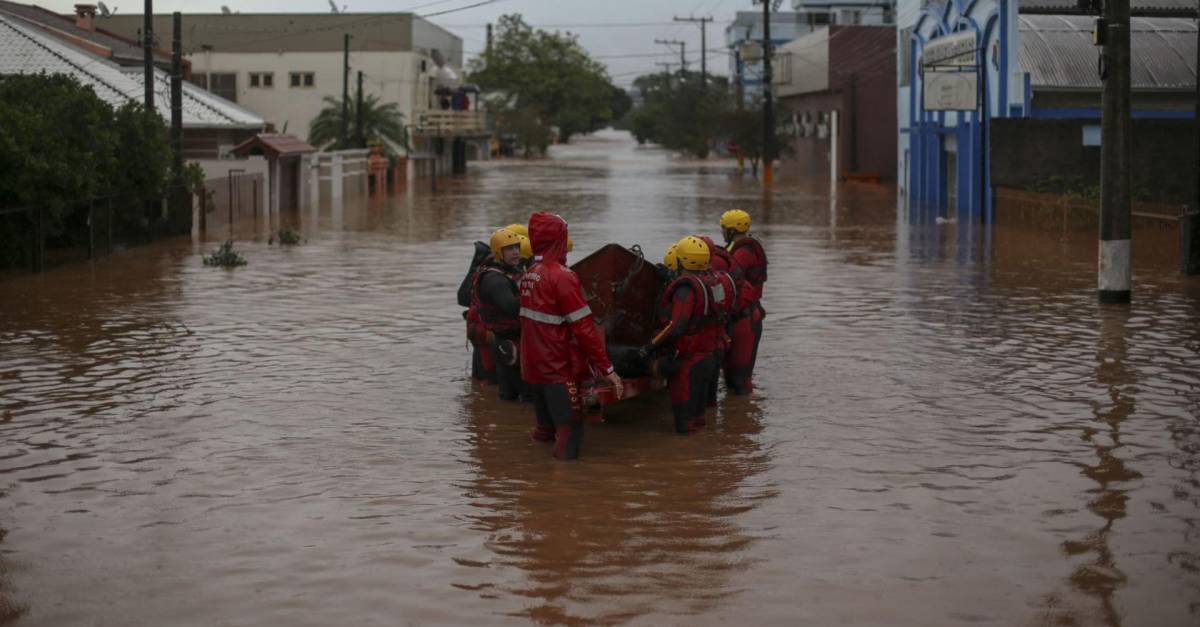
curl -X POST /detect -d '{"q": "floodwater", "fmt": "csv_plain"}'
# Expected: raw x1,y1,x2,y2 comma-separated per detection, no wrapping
2,130,1199,627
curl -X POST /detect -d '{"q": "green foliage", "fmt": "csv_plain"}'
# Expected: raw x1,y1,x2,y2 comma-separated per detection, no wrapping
275,228,302,246
203,240,247,267
184,162,206,194
624,71,794,168
468,14,619,150
308,94,409,152
0,73,173,268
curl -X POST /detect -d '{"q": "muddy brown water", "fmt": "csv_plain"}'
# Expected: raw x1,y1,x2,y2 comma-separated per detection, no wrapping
2,130,1199,626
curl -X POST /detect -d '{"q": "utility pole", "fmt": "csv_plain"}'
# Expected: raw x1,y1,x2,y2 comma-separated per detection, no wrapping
760,0,775,186
170,11,185,228
486,23,493,56
674,16,712,90
655,61,676,86
341,33,350,149
1099,0,1132,302
143,0,153,110
1184,0,1200,274
655,38,686,73
356,71,364,148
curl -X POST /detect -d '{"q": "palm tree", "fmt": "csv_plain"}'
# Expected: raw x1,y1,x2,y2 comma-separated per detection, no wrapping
308,95,410,152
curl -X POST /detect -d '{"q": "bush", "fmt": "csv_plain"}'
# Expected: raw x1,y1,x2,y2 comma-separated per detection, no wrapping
203,241,247,267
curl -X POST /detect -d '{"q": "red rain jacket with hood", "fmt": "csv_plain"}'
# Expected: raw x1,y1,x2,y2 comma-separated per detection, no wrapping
518,213,614,384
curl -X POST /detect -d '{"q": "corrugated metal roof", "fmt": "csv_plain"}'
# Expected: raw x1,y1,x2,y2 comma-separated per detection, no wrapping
0,14,263,129
1019,0,1198,16
1019,14,1197,90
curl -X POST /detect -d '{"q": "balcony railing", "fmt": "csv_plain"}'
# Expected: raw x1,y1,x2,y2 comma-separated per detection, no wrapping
412,110,488,137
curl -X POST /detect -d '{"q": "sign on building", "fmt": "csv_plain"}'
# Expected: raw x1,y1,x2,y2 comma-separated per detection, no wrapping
922,31,976,67
923,71,978,111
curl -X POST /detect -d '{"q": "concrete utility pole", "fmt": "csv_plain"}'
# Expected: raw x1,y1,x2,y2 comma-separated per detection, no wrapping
355,70,364,148
341,34,350,149
673,16,712,90
655,61,676,86
143,0,153,110
761,0,775,186
655,38,686,72
170,11,184,228
486,23,493,55
1099,0,1132,302
1184,0,1200,275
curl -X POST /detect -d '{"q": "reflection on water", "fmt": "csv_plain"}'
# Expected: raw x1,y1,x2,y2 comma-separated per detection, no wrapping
0,130,1198,625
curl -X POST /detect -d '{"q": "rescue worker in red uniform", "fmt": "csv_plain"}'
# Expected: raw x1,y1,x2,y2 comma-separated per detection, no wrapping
472,228,527,402
720,209,768,395
639,236,719,434
698,235,743,407
459,239,497,384
519,212,623,460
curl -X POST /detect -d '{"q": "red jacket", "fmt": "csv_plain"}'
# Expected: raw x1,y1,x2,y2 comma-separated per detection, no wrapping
653,274,718,358
518,212,614,384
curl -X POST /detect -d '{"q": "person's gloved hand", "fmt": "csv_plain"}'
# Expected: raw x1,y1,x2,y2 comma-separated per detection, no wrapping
496,339,518,366
653,263,674,283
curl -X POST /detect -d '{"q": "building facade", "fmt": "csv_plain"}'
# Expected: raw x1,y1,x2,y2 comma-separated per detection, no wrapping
775,25,898,181
98,12,464,156
897,0,1197,221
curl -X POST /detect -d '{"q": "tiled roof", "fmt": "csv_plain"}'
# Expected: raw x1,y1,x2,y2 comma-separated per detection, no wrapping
0,0,164,64
1020,14,1197,90
0,14,263,128
231,134,317,157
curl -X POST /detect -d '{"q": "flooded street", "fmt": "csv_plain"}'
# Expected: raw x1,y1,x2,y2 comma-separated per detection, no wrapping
2,130,1199,626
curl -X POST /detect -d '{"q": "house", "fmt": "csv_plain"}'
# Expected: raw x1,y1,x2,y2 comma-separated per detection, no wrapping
0,1,174,69
728,1,895,106
96,10,475,173
0,11,264,160
897,0,1198,221
774,24,897,181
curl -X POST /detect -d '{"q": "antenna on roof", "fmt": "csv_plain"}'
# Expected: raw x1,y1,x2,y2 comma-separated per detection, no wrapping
97,2,116,17
328,0,340,13
221,5,232,15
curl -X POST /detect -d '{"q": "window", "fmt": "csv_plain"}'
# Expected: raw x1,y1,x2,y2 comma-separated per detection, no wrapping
807,12,830,27
189,73,208,90
208,72,237,103
249,72,274,88
289,72,315,88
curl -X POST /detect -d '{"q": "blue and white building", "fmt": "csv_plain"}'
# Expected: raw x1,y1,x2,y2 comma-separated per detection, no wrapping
897,0,1197,222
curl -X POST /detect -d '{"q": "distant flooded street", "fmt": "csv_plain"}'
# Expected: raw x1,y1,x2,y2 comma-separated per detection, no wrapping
2,130,1199,626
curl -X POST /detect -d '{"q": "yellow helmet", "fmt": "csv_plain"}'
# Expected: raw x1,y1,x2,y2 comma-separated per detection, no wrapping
720,209,751,233
517,234,533,261
489,228,522,262
662,243,679,269
566,237,574,253
674,236,710,271
505,223,529,238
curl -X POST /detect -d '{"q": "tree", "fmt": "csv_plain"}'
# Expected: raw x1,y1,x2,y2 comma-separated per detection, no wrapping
308,94,409,152
0,73,172,267
469,14,619,150
627,71,732,158
720,104,794,176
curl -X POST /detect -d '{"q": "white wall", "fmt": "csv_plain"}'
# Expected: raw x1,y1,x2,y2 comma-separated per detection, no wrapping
191,156,270,212
190,50,438,151
775,28,830,98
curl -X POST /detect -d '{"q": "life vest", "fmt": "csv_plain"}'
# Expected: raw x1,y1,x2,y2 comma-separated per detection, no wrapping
705,269,738,321
708,243,736,273
657,273,710,338
471,263,523,336
728,235,768,287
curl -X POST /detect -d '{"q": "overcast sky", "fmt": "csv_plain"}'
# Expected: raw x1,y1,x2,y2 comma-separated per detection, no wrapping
43,0,761,86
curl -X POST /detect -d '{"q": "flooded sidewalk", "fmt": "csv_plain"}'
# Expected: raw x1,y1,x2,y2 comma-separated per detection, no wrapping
1,130,1198,626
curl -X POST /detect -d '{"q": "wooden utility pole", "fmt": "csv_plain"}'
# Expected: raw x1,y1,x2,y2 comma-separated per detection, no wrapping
170,11,186,231
655,39,686,72
674,16,712,89
341,34,350,148
142,0,153,109
761,0,775,186
1099,0,1132,302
